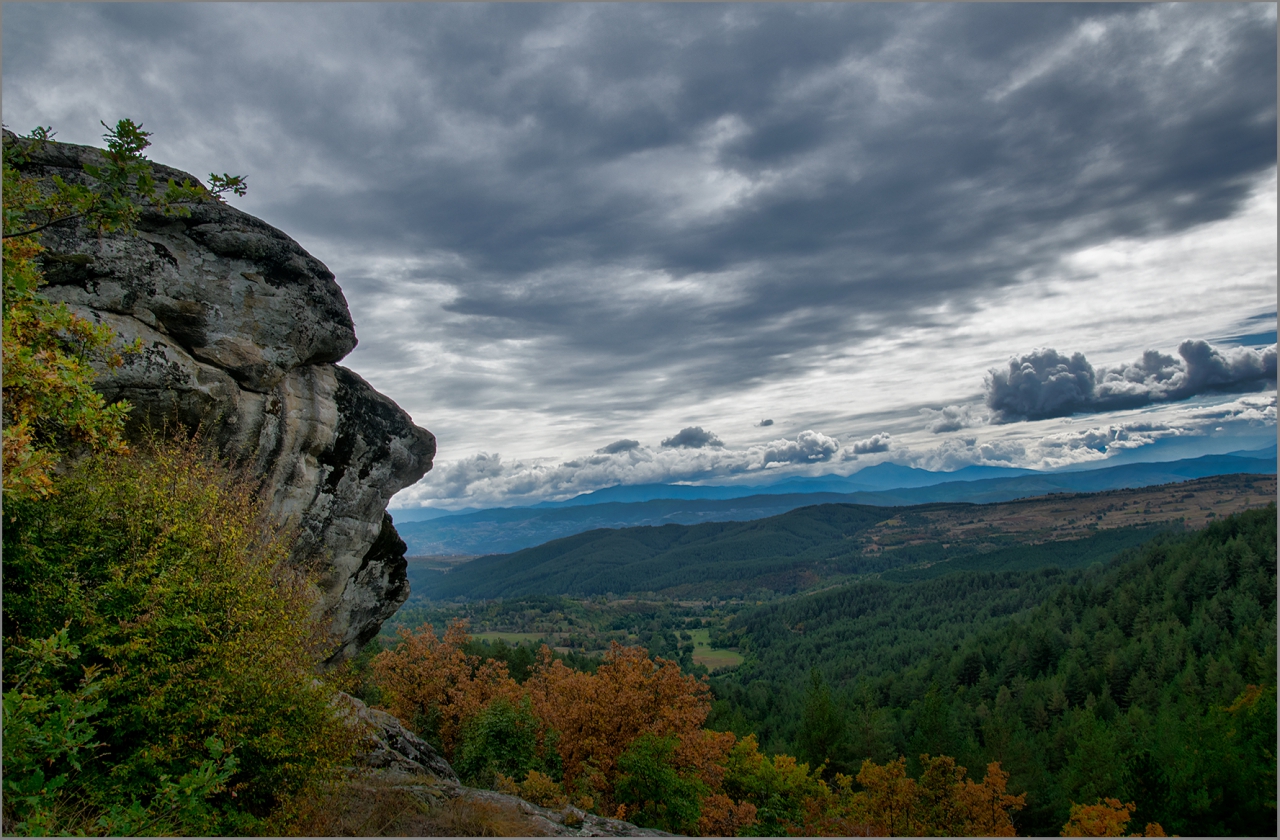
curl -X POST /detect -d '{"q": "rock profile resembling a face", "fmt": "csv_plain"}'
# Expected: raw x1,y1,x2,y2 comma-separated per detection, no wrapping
13,132,436,663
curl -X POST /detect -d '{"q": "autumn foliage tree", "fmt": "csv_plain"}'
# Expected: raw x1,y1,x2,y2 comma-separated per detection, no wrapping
1060,799,1168,837
791,754,1026,837
368,620,1064,836
372,619,526,756
373,626,759,834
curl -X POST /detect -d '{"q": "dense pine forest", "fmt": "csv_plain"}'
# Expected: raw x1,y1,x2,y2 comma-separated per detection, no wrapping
707,504,1277,835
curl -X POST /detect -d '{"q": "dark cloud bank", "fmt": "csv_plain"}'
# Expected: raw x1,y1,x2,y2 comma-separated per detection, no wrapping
661,427,724,449
987,341,1277,422
4,3,1272,415
598,439,641,455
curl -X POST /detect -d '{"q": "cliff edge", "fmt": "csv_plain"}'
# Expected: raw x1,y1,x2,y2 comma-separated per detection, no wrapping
11,134,435,662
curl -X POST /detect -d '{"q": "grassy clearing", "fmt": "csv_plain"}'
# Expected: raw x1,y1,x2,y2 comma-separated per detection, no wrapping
405,555,479,571
688,628,744,670
473,631,548,646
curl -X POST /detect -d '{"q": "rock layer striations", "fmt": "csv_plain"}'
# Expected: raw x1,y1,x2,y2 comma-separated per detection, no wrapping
13,135,435,661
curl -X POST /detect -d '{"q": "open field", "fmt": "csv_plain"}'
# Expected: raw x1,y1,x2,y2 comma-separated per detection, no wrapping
688,628,744,670
405,555,480,571
471,631,548,646
858,473,1276,553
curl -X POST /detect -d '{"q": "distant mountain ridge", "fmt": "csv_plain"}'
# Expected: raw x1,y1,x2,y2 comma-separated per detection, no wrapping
532,461,1043,506
410,472,1274,601
393,447,1275,557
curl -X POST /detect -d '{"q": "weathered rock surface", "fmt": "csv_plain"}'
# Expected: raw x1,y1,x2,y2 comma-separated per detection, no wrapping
333,692,458,782
11,133,435,661
336,693,669,836
447,786,673,837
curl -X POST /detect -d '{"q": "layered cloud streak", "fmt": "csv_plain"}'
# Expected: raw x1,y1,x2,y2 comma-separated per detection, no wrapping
401,428,843,507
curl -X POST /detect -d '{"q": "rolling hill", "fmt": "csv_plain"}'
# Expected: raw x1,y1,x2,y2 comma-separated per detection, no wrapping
408,472,1275,601
394,448,1275,556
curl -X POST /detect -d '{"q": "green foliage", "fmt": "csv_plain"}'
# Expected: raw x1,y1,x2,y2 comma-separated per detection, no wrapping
710,505,1278,836
2,628,107,832
464,638,539,683
421,502,1172,601
2,627,246,836
454,697,558,788
720,734,827,836
796,668,846,776
613,734,706,834
3,120,245,242
2,436,353,833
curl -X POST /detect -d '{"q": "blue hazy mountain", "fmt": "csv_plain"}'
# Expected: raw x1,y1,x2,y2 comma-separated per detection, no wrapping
392,447,1275,556
535,461,1040,506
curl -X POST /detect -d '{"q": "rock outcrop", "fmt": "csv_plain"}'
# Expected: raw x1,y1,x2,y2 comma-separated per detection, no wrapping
333,692,458,783
335,693,669,837
11,134,435,662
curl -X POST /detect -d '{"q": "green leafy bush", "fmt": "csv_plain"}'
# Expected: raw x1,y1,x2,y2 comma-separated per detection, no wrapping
613,733,706,834
454,696,557,788
2,435,354,834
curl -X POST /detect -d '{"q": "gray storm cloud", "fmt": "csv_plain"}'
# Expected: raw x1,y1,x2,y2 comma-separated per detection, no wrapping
15,2,1272,510
598,439,641,454
661,426,724,449
986,341,1277,422
4,3,1271,430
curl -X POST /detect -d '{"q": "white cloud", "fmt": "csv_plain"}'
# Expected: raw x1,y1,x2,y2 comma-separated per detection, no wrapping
759,430,841,466
987,340,1276,422
397,429,845,507
920,404,987,433
851,433,892,454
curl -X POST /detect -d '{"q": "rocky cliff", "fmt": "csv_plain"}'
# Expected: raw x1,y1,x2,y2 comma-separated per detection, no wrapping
12,134,435,662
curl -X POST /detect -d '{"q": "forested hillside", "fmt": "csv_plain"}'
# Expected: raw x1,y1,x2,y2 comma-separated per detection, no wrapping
708,504,1277,836
411,473,1275,600
395,455,1274,556
351,506,1275,836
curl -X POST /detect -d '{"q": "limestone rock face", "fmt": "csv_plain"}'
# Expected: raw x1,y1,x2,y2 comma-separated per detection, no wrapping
13,135,435,661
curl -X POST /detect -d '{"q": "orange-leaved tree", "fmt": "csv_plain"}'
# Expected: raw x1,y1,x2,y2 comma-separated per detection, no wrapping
1060,798,1168,837
371,627,760,834
526,642,755,833
794,754,1026,836
371,619,523,754
525,642,712,789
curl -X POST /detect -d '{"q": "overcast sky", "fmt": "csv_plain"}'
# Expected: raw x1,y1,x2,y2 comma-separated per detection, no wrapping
4,2,1276,509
